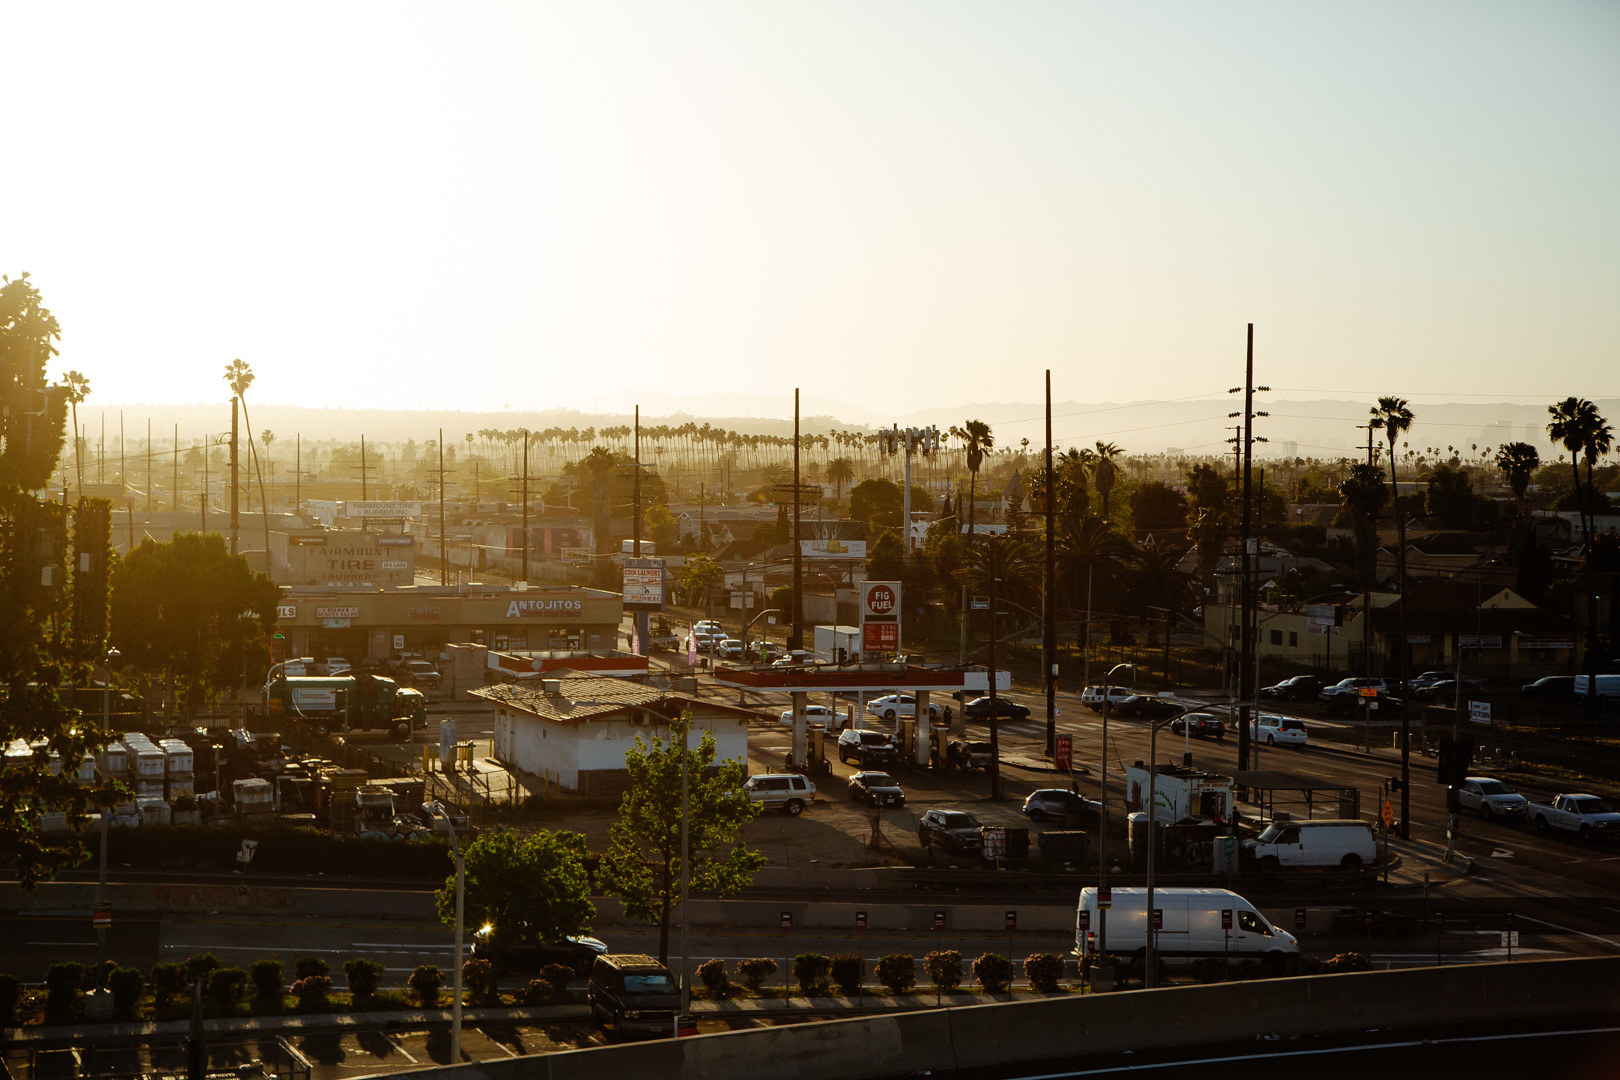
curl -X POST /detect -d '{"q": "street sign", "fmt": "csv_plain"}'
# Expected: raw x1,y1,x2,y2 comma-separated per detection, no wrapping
855,911,867,931
933,910,947,931
1005,910,1017,932
1360,687,1379,697
1470,700,1493,725
1500,931,1520,947
1078,910,1091,932
780,911,793,931
237,839,258,864
982,826,1006,860
92,901,111,929
970,597,990,611
1150,908,1163,931
1098,884,1111,909
1381,800,1394,827
1220,909,1233,931
1295,907,1306,931
1055,734,1072,772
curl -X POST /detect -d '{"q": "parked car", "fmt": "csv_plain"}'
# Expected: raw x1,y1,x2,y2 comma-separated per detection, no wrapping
1244,818,1375,872
1080,685,1135,712
1407,670,1454,693
944,738,994,772
748,641,782,662
1021,788,1101,823
316,657,352,676
1250,715,1308,746
1522,675,1578,699
917,808,983,854
1317,677,1392,707
961,696,1031,721
1321,686,1403,716
771,650,814,667
1115,694,1181,719
837,728,899,766
692,620,723,636
1259,675,1325,702
715,638,745,660
398,659,441,689
778,704,846,730
1412,676,1483,702
473,932,608,976
742,773,815,815
1455,776,1529,821
866,693,942,721
1169,713,1226,739
848,770,906,807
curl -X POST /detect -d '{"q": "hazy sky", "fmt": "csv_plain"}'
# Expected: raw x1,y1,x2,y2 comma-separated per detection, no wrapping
7,1,1617,429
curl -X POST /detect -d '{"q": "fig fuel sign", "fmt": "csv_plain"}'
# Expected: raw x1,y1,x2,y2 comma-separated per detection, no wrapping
861,581,901,656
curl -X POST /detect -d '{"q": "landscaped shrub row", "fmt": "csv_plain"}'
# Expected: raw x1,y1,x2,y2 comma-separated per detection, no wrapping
87,823,453,879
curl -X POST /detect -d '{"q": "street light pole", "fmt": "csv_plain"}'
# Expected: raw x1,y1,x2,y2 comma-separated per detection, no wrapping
96,646,121,971
1095,662,1134,957
429,803,464,1063
1144,707,1189,989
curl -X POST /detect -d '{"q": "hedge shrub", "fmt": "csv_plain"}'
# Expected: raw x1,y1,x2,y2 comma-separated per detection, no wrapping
294,957,330,981
150,963,184,1005
462,958,497,1005
792,953,831,994
924,951,962,993
972,953,1014,993
250,960,283,1001
108,967,144,1017
874,954,914,994
207,967,248,1009
45,962,85,1023
541,963,572,993
697,958,729,997
408,965,443,1008
735,958,777,991
343,958,386,1003
291,975,332,1010
1023,953,1065,992
0,973,21,1023
831,954,864,996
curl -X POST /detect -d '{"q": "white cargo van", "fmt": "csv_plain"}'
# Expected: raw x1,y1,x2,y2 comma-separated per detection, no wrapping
1574,674,1620,700
1075,887,1297,969
1243,818,1376,872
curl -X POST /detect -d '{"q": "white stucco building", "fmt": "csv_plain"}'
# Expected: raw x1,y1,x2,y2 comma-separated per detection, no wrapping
472,673,758,794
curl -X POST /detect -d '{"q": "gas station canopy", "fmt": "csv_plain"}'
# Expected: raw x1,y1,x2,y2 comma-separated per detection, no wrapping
711,663,976,695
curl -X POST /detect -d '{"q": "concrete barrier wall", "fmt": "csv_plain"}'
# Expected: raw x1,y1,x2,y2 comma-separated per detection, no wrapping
382,956,1620,1080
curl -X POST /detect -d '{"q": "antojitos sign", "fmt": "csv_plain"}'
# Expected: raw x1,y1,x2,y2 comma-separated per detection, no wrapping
505,597,585,618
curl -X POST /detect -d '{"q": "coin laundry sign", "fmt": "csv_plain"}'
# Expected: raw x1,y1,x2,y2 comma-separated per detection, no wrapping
861,581,901,655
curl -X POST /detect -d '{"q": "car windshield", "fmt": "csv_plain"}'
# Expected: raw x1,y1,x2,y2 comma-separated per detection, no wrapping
940,812,979,828
1256,823,1287,843
864,773,895,786
624,973,676,992
1476,781,1512,795
1575,799,1614,815
860,732,889,745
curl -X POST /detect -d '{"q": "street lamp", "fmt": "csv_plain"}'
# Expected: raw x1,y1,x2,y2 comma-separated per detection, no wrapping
96,646,121,970
1144,705,1190,988
1095,662,1134,957
427,802,464,1063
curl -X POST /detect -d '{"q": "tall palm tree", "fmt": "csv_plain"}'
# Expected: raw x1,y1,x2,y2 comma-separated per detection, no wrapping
1092,441,1123,518
59,370,90,491
224,358,272,572
1547,397,1609,546
1369,396,1414,549
1493,442,1540,518
826,457,855,502
949,420,994,545
1369,395,1414,832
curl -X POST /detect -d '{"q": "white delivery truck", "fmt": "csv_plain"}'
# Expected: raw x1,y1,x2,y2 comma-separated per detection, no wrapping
1075,887,1298,971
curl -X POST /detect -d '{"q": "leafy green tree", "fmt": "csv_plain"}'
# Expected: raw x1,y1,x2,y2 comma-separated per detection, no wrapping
601,712,764,962
866,533,906,583
1337,463,1388,589
2,273,110,888
675,553,724,608
1128,481,1189,543
434,829,595,947
848,477,904,532
109,532,280,717
1423,463,1488,529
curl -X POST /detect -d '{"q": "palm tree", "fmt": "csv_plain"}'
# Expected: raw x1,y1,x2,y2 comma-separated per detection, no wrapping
59,370,90,490
224,358,272,571
1547,397,1609,546
1092,441,1123,518
826,457,855,502
1493,442,1541,518
949,420,994,545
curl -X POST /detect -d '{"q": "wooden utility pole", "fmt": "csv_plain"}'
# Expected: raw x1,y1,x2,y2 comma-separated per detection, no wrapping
790,390,803,651
1043,369,1057,757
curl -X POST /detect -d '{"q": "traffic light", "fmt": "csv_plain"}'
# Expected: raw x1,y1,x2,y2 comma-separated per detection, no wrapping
1386,776,1404,793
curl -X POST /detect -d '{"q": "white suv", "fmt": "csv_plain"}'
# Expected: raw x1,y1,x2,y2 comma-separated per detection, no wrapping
1250,715,1308,747
1080,685,1135,712
743,774,815,815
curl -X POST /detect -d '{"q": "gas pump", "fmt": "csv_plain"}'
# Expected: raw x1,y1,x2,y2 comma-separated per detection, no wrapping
896,716,916,768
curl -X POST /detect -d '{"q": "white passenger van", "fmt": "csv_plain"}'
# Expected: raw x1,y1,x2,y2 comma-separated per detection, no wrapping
1075,887,1298,969
1243,818,1376,872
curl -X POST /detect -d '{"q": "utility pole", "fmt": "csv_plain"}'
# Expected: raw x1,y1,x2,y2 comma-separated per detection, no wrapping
520,429,530,583
172,423,179,513
1229,324,1269,781
229,398,239,556
1357,423,1376,674
357,435,369,500
146,418,152,510
1043,370,1057,757
878,424,942,556
632,406,650,655
790,390,804,652
439,428,449,587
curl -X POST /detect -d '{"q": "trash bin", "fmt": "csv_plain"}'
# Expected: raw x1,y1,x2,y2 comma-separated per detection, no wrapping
1003,825,1030,860
1037,830,1088,861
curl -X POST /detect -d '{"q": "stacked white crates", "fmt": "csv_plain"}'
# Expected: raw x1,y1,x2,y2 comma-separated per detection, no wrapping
161,739,194,800
233,778,275,822
98,740,128,782
124,732,167,801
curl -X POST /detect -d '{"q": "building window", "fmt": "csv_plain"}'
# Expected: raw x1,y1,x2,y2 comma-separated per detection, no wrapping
1269,629,1282,646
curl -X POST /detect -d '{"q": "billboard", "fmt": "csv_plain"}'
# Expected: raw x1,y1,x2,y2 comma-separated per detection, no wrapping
800,538,867,560
623,557,665,611
343,501,423,519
